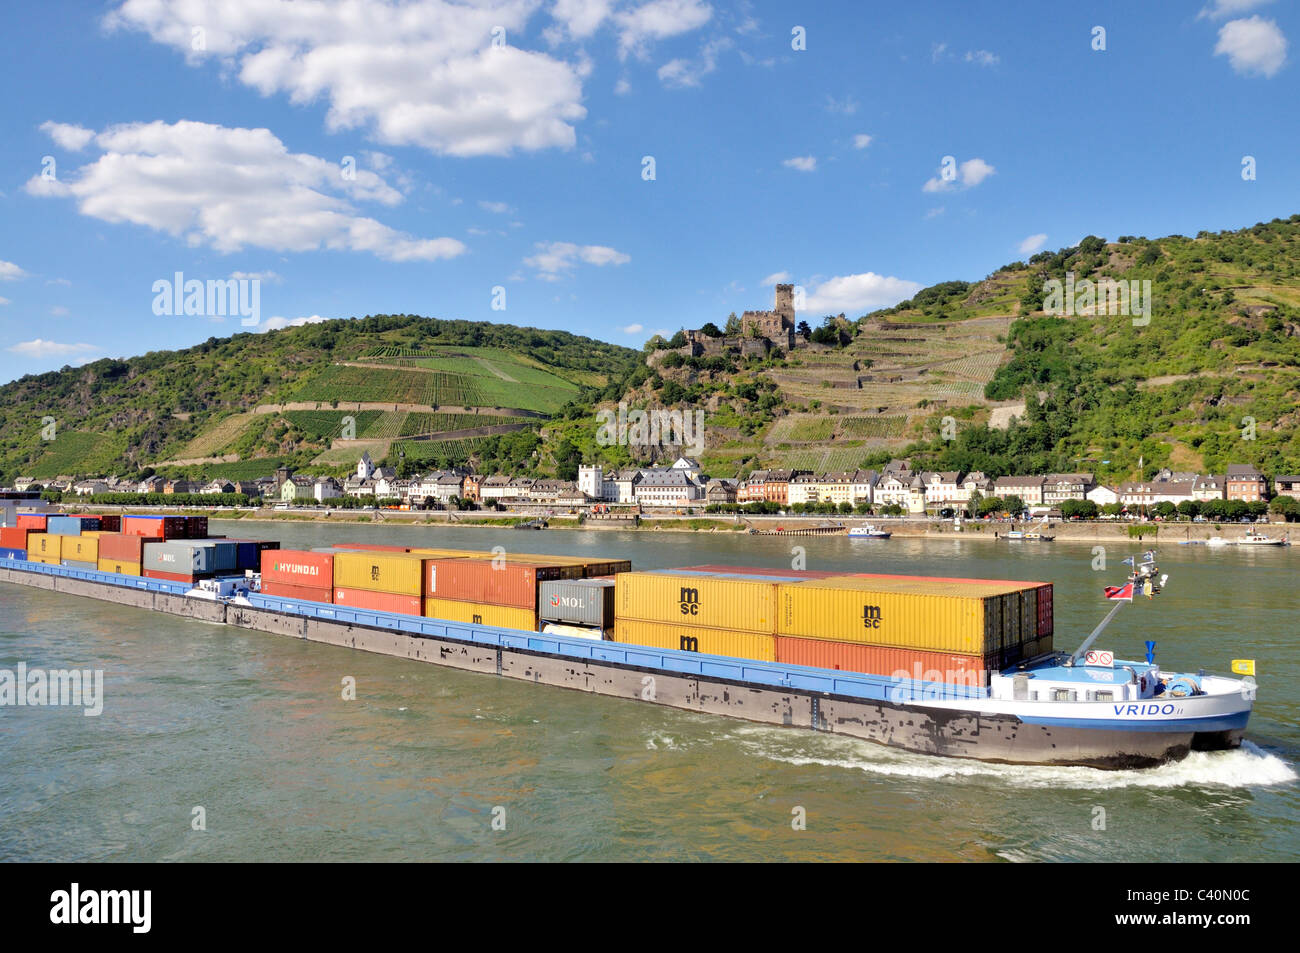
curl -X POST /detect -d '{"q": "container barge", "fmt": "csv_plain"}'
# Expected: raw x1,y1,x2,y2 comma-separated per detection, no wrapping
0,526,1255,769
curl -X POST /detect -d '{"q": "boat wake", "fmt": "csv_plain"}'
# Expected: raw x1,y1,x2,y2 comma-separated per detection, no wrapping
731,728,1296,790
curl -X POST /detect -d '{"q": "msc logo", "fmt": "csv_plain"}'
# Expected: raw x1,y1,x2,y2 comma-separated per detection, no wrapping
679,635,699,652
679,586,700,616
472,613,484,624
862,604,882,629
370,565,380,582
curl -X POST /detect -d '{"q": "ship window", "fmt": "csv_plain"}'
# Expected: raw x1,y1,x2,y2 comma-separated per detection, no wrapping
1052,688,1072,701
1094,691,1113,702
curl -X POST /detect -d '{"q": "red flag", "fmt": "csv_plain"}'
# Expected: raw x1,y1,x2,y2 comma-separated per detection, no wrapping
1104,583,1134,601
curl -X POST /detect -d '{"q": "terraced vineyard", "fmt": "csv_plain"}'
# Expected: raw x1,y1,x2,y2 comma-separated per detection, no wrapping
400,412,516,435
294,365,435,405
27,431,126,478
283,410,384,440
839,415,908,438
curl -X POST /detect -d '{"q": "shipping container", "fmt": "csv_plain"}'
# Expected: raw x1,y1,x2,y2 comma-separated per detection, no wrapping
0,527,29,550
332,587,422,615
27,533,61,560
612,619,776,662
98,533,162,563
202,540,239,572
500,552,633,577
123,515,188,539
184,516,209,538
774,636,995,687
423,597,537,631
143,569,203,584
1036,585,1053,636
0,546,26,560
97,558,141,576
331,542,413,553
333,552,428,596
61,559,98,571
16,513,48,530
47,515,100,535
614,570,796,633
261,549,334,588
261,582,334,603
221,538,280,571
776,576,1028,655
425,558,582,609
538,578,616,628
59,534,99,562
675,564,843,579
143,541,216,575
27,553,61,565
97,514,122,533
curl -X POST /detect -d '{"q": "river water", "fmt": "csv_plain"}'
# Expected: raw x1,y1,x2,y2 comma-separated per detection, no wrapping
1,520,1296,862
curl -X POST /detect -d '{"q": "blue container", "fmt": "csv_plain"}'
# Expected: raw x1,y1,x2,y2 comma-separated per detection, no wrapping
200,540,239,572
0,547,26,560
47,515,101,536
222,539,279,571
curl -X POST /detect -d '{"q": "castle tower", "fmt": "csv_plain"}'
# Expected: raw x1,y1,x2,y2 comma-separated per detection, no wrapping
774,283,795,323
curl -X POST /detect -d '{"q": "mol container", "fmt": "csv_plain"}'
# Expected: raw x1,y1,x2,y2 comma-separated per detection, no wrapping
26,533,61,563
614,570,800,634
59,535,100,563
16,514,48,531
774,637,996,687
424,558,582,609
333,587,422,616
332,552,427,596
123,515,188,539
612,619,776,662
142,541,217,577
776,576,1038,656
261,550,333,590
423,597,536,630
47,515,100,535
538,579,615,629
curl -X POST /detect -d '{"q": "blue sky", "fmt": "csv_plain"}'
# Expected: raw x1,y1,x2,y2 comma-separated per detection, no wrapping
1,0,1296,384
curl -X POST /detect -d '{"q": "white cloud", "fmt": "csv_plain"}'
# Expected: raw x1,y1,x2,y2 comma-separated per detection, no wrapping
39,121,95,151
616,0,713,59
922,157,996,192
362,150,394,171
0,260,27,281
524,241,630,278
1199,0,1273,21
964,49,999,66
924,206,945,219
7,339,98,358
105,0,589,158
50,306,69,316
27,120,465,263
1019,233,1048,254
479,200,511,214
761,271,791,286
0,297,9,305
553,0,614,39
46,278,72,286
801,272,924,314
657,35,730,87
1214,16,1288,77
783,155,817,172
230,270,282,283
852,134,873,149
614,77,631,94
258,314,330,333
824,94,858,115
931,42,947,63
622,323,644,334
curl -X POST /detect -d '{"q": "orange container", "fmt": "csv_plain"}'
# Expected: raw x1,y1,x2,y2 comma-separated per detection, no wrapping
333,587,422,615
98,533,162,563
262,582,334,603
261,549,334,588
774,636,994,687
16,514,47,530
424,558,582,609
0,527,28,550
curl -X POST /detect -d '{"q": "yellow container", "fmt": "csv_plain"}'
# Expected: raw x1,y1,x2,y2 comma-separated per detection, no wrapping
423,597,537,631
406,548,491,558
97,558,141,576
28,533,61,559
615,571,779,633
28,553,61,564
777,577,1011,655
613,619,776,662
332,552,427,596
60,535,99,562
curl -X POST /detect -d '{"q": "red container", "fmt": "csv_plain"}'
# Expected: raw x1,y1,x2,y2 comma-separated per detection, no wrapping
123,515,188,539
143,569,204,583
261,550,334,588
0,527,29,550
1036,584,1053,636
676,564,842,579
333,587,422,615
262,582,334,604
774,636,994,687
331,542,411,552
423,559,581,609
184,516,208,538
98,533,163,562
17,514,47,530
97,514,122,532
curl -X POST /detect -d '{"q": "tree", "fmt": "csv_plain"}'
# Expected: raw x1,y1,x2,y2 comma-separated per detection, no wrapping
797,320,811,338
1176,499,1201,520
1153,501,1177,520
700,322,722,337
1003,495,1026,517
724,313,741,335
838,501,854,515
1269,495,1297,521
666,330,687,349
978,496,1004,517
1060,499,1098,519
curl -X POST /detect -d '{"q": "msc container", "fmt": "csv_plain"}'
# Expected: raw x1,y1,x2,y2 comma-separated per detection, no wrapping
612,619,776,662
261,582,334,603
423,597,537,631
333,552,427,596
333,587,422,615
97,558,141,576
98,533,162,563
143,541,216,575
27,533,61,560
538,578,616,628
774,636,995,687
47,515,100,535
776,576,1032,656
97,514,122,533
0,546,26,560
61,559,98,571
59,535,100,563
425,558,583,609
0,527,29,550
123,515,188,538
261,549,333,589
16,514,48,530
614,570,794,633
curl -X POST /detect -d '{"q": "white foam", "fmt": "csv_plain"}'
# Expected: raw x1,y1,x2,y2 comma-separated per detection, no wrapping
731,727,1296,790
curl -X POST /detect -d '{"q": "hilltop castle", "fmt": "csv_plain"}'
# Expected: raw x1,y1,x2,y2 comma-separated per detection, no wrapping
681,283,798,356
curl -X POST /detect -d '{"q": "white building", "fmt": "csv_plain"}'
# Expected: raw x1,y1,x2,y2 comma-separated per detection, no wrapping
1086,484,1119,507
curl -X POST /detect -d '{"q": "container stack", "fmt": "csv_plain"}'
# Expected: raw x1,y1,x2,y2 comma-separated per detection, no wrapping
260,549,334,602
97,532,162,576
332,550,429,615
0,526,30,560
422,555,583,630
